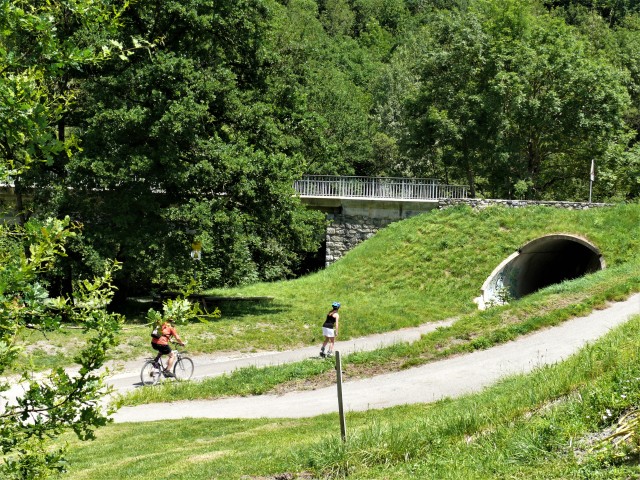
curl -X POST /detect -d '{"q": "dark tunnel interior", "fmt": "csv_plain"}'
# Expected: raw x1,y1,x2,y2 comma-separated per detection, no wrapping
509,237,603,298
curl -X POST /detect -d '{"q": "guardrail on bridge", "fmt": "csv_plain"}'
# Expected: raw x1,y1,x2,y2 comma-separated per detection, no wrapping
294,175,468,200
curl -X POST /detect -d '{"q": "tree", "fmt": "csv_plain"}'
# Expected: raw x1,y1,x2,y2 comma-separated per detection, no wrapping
542,0,640,27
401,0,631,200
402,9,493,197
0,3,150,476
0,0,143,225
25,0,325,293
0,217,123,479
265,0,389,177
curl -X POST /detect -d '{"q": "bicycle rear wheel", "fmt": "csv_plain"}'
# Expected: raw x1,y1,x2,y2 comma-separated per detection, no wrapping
173,356,194,381
140,360,162,386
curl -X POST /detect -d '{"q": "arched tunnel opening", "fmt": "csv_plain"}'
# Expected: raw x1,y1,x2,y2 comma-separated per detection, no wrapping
475,234,605,309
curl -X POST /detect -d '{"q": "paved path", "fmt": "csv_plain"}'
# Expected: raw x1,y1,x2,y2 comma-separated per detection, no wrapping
112,294,640,423
106,319,456,394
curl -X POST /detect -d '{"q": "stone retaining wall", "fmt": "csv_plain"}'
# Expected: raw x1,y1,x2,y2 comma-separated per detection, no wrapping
325,214,395,266
324,199,613,265
438,198,612,210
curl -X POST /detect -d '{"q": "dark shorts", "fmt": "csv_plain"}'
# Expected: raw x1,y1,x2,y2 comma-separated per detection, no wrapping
151,343,171,355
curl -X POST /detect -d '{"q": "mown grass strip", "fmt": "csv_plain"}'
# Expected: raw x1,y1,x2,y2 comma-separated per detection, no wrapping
302,315,640,478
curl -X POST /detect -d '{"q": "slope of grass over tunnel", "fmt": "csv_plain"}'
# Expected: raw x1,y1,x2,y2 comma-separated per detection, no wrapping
194,202,640,348
18,202,640,371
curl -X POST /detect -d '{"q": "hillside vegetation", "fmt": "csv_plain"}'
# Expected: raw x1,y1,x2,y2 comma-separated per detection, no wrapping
24,203,640,374
57,203,640,479
9,0,640,295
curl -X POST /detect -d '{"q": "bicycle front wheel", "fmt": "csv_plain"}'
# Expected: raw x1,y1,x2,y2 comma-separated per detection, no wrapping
140,360,162,386
173,356,194,381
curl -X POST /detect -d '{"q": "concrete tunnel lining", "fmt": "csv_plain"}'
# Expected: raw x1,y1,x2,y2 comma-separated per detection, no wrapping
476,234,605,309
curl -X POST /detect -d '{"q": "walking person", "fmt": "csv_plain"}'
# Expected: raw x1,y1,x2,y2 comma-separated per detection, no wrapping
320,302,340,358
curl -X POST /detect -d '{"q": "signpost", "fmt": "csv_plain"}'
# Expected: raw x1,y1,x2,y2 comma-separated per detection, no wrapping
191,240,202,261
335,351,347,442
589,159,595,203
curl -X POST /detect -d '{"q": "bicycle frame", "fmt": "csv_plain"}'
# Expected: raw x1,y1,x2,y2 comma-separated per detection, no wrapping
141,349,193,386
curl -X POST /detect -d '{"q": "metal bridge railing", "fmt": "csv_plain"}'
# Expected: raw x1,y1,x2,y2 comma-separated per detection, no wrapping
294,175,468,200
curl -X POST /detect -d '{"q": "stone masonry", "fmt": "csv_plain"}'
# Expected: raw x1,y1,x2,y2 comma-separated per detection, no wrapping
438,198,612,210
325,214,395,266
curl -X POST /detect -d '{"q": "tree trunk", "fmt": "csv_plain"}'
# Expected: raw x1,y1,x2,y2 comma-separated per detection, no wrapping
464,148,476,198
14,177,27,227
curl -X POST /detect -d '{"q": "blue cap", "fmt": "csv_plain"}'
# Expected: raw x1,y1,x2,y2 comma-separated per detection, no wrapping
332,302,341,308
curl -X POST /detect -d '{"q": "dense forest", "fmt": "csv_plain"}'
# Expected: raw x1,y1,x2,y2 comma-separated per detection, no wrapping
2,0,640,294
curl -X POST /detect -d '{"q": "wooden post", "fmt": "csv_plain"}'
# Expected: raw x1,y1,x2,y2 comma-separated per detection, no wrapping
335,351,347,442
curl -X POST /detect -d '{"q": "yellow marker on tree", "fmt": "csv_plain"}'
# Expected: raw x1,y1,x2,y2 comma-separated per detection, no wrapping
191,240,202,261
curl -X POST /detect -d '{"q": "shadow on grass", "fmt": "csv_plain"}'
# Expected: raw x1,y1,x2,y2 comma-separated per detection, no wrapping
109,297,158,324
111,296,289,323
211,299,288,320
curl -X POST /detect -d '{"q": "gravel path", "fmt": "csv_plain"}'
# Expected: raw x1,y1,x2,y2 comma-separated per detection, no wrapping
112,294,640,423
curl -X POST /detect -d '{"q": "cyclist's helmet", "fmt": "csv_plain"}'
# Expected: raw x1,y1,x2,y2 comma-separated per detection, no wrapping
332,302,341,309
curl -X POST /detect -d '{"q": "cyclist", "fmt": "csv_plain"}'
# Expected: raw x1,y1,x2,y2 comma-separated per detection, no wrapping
151,318,185,377
320,302,340,358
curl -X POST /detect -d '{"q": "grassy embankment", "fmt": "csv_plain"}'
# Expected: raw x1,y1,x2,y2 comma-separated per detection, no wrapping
61,313,640,479
19,203,640,375
116,203,640,406
47,202,640,479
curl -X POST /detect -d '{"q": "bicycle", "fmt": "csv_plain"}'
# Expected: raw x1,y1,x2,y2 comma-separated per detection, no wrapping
140,348,194,386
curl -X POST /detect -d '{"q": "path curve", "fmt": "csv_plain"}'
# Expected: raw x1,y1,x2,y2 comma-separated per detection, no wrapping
112,294,640,423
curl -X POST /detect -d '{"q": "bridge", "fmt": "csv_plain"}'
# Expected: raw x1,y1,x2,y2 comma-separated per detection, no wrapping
294,175,468,222
294,175,468,202
294,175,469,265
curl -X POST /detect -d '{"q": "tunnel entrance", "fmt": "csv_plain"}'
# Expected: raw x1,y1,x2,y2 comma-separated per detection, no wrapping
475,234,605,309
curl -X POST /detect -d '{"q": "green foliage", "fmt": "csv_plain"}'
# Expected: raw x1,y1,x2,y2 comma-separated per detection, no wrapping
6,0,640,297
0,0,150,176
146,297,205,327
25,0,327,292
145,279,217,327
543,0,640,27
400,0,631,199
0,218,123,479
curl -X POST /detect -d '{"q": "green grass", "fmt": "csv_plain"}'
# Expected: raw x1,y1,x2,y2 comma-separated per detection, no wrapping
58,315,640,479
42,202,640,479
16,203,640,374
117,254,640,406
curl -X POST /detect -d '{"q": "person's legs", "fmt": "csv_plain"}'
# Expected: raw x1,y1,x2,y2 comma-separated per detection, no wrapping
321,326,336,357
320,336,330,357
153,343,175,375
151,343,168,364
166,351,177,371
327,337,335,355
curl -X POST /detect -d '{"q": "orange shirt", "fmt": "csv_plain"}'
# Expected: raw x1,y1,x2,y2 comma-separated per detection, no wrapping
152,322,183,346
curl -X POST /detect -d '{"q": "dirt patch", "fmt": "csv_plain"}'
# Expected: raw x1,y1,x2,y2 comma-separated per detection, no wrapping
23,340,63,355
185,451,230,463
574,409,640,463
270,359,415,395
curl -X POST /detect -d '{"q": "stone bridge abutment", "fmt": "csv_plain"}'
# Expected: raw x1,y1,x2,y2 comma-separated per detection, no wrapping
301,197,611,266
